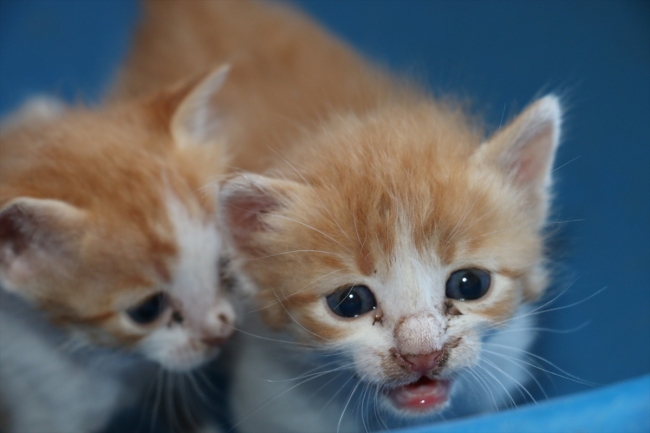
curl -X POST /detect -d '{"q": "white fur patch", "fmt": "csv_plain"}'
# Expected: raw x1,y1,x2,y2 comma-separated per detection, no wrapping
0,291,134,433
138,193,235,371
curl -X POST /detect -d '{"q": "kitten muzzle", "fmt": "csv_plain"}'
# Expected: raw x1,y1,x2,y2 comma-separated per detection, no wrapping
385,376,452,413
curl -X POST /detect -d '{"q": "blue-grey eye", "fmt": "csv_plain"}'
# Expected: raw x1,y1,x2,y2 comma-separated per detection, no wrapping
127,293,168,324
445,268,491,301
327,285,376,318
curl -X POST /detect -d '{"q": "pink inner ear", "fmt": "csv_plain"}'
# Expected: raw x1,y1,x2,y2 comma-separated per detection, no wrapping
223,192,279,255
0,199,85,291
511,125,555,187
495,96,561,191
0,202,66,289
227,195,277,231
0,207,30,257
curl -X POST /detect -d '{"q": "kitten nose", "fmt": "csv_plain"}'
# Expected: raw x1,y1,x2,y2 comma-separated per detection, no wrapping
402,350,444,374
203,302,235,345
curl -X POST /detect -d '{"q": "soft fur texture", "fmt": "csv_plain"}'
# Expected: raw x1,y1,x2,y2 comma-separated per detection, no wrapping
220,97,560,432
0,70,240,433
117,1,562,431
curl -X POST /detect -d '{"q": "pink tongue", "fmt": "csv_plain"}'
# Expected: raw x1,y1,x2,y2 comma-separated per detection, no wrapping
388,377,451,412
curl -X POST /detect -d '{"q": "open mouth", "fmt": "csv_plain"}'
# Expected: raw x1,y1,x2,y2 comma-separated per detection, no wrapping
386,376,452,413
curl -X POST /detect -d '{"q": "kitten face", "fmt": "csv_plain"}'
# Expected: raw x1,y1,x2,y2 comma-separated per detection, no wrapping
0,67,241,371
220,96,560,414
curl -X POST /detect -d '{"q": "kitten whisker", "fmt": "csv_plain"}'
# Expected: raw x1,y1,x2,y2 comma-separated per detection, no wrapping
443,198,475,250
480,357,537,404
496,285,605,328
169,375,186,433
317,373,357,416
269,286,332,342
475,362,518,408
179,373,199,431
166,374,176,433
460,225,525,245
464,368,498,411
304,371,345,408
195,369,227,397
338,375,364,433
133,367,159,433
187,371,211,406
268,213,349,250
288,357,352,376
551,155,581,173
352,214,366,253
449,193,503,243
545,218,585,224
151,367,164,431
57,336,88,355
457,373,483,409
360,382,371,433
535,286,607,314
221,322,321,348
265,362,355,383
373,384,390,432
492,278,580,327
498,103,507,131
480,348,548,400
249,268,344,312
223,202,349,250
490,321,591,336
482,343,594,386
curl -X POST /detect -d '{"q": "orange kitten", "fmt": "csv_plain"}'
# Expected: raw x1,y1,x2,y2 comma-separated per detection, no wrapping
117,1,562,431
220,96,560,432
0,68,239,433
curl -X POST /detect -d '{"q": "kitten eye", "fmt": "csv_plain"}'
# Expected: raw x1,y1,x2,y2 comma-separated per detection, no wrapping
127,293,168,325
445,268,491,301
327,285,376,318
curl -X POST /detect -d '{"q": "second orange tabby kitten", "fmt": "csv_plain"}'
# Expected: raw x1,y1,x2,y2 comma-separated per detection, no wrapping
0,68,240,432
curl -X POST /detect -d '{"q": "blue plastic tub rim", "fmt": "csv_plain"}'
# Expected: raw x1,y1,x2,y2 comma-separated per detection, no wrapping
397,374,650,433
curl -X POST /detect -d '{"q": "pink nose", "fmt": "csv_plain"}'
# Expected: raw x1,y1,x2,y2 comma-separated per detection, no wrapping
402,350,444,374
201,310,235,348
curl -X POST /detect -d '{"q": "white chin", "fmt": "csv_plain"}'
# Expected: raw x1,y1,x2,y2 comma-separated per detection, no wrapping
156,348,219,372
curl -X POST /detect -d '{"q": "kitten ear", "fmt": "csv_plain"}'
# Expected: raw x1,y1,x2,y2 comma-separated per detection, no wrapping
218,173,305,256
170,64,230,147
474,95,562,218
0,198,86,297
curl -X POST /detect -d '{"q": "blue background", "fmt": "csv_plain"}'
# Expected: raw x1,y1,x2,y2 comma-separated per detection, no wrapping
1,0,648,431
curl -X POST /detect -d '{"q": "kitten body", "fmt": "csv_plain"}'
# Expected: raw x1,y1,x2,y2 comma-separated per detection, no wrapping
117,1,562,431
0,70,239,433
